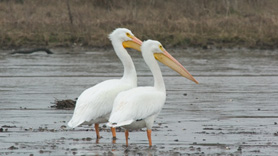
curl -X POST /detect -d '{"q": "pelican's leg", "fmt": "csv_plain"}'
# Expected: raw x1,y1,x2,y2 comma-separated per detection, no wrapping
111,127,116,144
96,138,99,144
111,127,116,139
125,130,129,147
147,129,152,147
94,123,100,139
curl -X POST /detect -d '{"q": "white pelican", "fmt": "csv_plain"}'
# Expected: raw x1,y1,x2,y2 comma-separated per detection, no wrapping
68,28,142,140
107,40,198,147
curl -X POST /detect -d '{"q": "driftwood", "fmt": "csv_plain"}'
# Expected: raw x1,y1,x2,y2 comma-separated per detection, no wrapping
10,48,54,54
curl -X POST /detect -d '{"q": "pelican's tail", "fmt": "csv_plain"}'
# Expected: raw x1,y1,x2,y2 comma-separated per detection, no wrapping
68,118,84,128
107,119,134,128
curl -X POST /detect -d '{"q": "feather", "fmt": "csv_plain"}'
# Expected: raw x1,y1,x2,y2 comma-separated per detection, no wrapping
107,119,134,128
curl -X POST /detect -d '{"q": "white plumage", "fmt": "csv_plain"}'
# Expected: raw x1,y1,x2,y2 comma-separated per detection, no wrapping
68,79,135,127
108,40,198,147
108,87,165,127
68,28,142,139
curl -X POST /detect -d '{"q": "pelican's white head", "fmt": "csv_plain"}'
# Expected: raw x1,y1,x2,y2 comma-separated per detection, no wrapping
141,40,164,55
109,28,133,42
109,28,142,51
141,40,199,84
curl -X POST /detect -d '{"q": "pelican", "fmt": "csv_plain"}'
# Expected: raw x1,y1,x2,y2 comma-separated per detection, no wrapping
68,28,142,140
107,40,198,147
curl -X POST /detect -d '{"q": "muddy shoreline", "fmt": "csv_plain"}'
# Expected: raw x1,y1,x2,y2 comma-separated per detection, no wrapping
2,41,278,53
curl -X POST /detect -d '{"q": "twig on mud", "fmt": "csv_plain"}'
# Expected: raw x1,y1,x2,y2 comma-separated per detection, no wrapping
51,98,76,110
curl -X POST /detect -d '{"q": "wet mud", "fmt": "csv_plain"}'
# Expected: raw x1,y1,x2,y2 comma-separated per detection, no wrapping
0,48,278,155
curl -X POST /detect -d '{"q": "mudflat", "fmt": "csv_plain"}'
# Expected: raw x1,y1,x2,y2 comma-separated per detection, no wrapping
0,48,277,155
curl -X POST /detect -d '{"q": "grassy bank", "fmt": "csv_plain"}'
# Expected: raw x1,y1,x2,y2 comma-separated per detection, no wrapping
1,0,278,49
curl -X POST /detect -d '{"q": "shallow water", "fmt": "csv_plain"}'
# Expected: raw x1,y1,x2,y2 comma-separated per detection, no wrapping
0,48,278,155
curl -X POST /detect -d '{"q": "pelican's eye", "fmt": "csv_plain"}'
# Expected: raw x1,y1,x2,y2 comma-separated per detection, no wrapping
126,33,132,38
159,45,163,51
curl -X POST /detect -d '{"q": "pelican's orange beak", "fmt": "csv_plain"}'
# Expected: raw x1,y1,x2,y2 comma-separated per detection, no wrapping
122,36,142,52
154,50,199,84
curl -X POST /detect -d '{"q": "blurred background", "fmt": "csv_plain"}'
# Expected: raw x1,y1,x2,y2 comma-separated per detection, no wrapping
0,0,278,49
1,1,278,155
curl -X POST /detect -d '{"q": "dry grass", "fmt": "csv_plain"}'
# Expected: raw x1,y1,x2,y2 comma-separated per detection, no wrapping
1,0,278,49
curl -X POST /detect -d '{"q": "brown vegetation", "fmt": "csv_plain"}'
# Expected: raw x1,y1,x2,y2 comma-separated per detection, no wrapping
0,0,278,49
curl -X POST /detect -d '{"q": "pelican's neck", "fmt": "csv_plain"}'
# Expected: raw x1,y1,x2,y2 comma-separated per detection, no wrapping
143,51,165,92
112,39,137,84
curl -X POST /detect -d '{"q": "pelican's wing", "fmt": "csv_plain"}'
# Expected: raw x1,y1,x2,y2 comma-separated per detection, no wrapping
68,79,132,128
108,87,166,127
